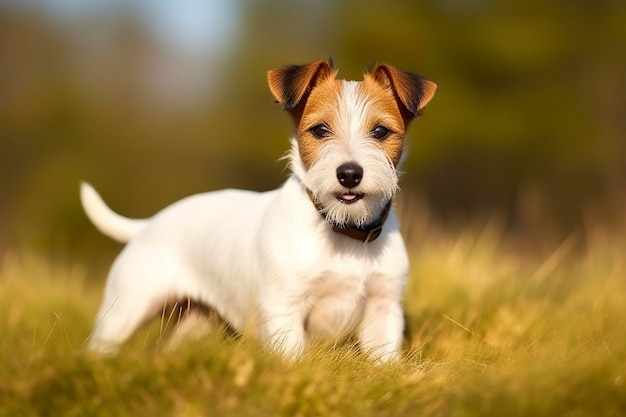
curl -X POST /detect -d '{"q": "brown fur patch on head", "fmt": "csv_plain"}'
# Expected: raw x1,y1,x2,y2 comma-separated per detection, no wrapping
295,77,343,169
357,75,408,167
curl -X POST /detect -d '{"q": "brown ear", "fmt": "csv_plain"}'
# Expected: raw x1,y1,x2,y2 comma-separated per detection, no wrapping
371,63,437,119
267,60,335,112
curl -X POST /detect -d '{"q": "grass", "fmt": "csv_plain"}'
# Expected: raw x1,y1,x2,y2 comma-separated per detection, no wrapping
1,216,625,416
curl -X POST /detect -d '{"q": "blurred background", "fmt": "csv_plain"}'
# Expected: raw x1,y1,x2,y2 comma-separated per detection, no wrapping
1,0,625,263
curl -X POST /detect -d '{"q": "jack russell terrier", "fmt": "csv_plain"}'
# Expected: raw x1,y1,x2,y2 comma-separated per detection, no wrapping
81,59,436,362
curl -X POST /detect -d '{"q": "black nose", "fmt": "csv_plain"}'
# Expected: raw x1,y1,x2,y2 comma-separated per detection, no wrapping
336,163,364,188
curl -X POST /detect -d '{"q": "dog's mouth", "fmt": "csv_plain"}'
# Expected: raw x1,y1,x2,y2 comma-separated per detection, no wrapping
336,191,364,204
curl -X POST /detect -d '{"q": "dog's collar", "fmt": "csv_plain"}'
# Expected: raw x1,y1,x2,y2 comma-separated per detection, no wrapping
306,189,392,244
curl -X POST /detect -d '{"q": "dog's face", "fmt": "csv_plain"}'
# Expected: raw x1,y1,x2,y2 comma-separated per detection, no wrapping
268,60,436,227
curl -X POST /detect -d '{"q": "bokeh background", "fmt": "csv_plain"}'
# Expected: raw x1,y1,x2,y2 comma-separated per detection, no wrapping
1,0,625,263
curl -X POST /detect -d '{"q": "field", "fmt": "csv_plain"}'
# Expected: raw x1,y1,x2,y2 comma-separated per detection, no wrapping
1,213,625,416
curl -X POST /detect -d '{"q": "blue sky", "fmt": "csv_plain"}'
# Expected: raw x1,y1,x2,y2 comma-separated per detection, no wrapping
1,0,241,56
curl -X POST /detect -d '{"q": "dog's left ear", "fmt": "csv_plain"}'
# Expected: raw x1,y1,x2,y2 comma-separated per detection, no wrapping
267,60,335,119
371,63,437,121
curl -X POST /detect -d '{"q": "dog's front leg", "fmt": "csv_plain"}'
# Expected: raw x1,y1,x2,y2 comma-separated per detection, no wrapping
357,276,405,363
358,297,404,362
259,305,306,359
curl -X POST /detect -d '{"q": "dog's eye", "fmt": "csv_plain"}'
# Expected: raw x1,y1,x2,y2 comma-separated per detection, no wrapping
309,124,332,139
371,126,392,140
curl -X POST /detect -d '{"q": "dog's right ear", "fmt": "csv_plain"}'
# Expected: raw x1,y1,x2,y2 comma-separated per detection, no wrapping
267,60,335,116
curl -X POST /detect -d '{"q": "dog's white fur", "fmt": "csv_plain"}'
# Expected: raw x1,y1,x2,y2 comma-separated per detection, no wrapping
82,60,436,361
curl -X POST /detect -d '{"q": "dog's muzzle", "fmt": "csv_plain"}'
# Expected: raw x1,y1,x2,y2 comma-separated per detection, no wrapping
306,188,391,244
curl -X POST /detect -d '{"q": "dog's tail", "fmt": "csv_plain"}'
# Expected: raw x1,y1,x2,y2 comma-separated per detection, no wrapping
80,182,148,243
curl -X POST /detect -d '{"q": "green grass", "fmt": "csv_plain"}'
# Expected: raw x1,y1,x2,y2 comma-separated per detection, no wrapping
1,219,625,416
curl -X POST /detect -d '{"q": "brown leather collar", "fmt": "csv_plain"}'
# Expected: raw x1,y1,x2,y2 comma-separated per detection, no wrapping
306,189,392,243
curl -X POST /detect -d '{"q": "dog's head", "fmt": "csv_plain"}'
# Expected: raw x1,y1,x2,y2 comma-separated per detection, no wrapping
268,59,436,228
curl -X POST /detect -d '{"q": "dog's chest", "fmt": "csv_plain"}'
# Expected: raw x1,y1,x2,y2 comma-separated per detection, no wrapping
303,272,367,342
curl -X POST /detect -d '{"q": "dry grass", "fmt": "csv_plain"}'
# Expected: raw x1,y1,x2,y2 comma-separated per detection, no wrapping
1,216,625,416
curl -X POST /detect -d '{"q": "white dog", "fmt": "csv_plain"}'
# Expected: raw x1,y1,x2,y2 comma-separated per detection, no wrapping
81,59,436,361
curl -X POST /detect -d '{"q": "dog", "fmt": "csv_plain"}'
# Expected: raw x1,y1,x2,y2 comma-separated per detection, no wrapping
81,59,436,362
